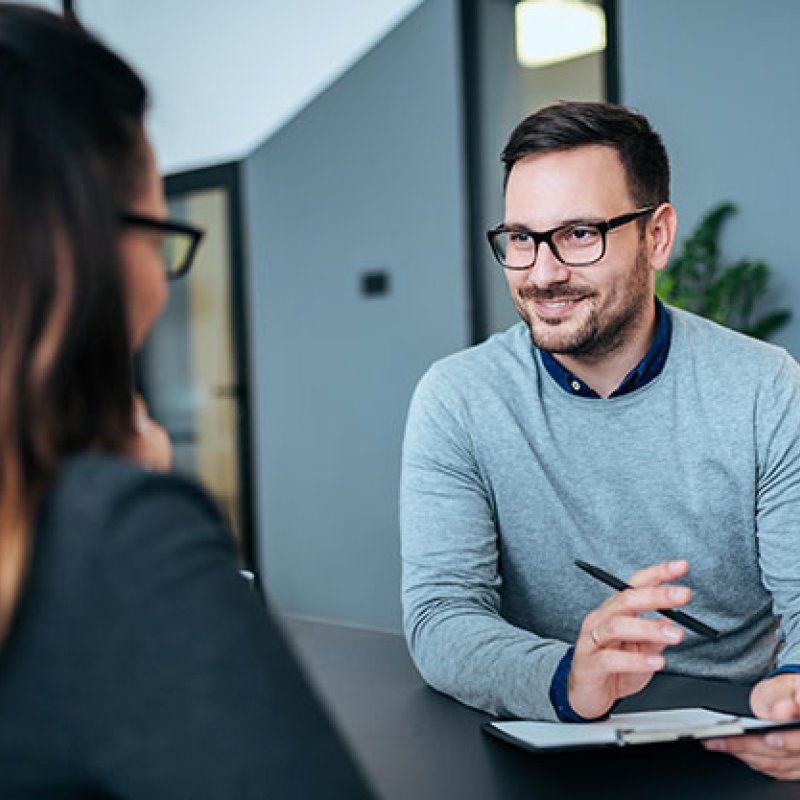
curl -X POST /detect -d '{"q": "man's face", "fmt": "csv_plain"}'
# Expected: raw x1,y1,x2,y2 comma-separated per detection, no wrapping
503,145,654,358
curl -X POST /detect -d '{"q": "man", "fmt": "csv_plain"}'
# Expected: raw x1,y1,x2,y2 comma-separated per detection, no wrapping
400,101,800,779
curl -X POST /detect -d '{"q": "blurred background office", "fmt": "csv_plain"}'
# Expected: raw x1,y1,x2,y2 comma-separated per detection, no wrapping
22,0,800,632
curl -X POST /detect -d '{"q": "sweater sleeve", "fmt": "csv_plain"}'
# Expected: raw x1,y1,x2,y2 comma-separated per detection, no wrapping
755,353,800,669
400,367,568,721
77,471,373,800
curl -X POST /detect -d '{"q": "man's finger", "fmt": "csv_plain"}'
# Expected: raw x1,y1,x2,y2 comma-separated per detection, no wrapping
705,729,800,756
586,647,665,673
586,616,682,649
627,559,688,589
736,753,800,780
601,583,691,616
706,733,800,781
751,674,800,720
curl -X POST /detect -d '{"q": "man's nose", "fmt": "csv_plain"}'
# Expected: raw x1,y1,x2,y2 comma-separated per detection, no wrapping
527,241,571,287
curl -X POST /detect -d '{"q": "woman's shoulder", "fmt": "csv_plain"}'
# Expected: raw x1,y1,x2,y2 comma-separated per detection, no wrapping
47,452,223,526
36,453,234,591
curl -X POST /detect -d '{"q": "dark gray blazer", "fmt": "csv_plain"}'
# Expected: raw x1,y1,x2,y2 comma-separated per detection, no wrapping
0,454,373,799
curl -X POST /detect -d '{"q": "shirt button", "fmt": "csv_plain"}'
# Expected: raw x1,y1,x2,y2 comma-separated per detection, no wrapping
570,380,581,392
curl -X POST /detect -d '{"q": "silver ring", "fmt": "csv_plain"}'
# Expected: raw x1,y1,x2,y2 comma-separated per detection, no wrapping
590,628,604,648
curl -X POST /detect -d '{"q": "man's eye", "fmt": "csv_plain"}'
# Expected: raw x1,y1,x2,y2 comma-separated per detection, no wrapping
564,225,600,244
508,231,533,245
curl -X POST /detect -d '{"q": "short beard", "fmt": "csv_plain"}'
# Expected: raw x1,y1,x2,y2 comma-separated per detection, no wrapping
540,296,638,358
519,244,651,359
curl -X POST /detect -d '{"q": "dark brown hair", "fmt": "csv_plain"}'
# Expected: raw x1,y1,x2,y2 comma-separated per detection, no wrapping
0,6,148,635
501,101,670,207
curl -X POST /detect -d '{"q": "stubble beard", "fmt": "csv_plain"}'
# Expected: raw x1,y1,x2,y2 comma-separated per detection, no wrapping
517,245,652,359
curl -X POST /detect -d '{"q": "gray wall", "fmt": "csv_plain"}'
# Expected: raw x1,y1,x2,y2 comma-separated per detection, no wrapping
244,0,469,631
620,0,800,356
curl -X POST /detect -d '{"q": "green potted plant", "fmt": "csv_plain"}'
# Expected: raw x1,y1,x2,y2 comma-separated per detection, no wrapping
655,202,791,341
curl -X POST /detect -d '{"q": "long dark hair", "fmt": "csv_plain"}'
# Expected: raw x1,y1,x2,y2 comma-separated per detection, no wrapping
0,6,148,635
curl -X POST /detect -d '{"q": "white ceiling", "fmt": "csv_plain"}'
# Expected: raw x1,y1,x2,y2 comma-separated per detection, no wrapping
73,0,424,173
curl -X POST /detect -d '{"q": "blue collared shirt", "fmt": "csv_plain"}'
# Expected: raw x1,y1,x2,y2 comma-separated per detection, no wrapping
539,297,672,399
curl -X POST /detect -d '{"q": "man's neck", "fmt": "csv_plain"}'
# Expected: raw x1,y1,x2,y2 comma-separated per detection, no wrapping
551,305,658,399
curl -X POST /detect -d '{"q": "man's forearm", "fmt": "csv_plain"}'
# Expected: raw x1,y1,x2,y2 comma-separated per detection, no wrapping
403,582,569,720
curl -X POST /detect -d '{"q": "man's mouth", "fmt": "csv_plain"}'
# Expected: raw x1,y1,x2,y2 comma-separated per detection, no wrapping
528,295,589,317
540,300,573,308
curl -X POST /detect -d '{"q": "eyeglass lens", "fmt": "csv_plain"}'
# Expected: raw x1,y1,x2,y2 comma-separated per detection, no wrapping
161,231,195,278
494,223,604,268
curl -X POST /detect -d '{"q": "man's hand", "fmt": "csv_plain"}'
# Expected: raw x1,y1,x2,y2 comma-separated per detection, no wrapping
702,674,800,780
122,394,172,472
568,560,690,719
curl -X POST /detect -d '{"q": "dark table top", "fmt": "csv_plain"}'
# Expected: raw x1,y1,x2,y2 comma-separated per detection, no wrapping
281,616,800,800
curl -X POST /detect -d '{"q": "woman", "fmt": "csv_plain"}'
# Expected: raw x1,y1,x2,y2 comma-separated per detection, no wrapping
0,6,373,798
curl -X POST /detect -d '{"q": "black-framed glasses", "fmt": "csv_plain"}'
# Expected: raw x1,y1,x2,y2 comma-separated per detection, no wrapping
486,206,656,270
119,212,205,280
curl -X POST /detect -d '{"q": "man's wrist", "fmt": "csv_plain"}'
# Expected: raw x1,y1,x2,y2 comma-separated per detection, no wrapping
764,663,800,680
549,647,610,723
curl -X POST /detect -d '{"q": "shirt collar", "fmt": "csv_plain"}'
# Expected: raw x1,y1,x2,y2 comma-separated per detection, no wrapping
538,298,672,399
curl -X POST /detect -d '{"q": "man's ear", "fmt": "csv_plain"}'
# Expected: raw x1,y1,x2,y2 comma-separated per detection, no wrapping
648,203,678,273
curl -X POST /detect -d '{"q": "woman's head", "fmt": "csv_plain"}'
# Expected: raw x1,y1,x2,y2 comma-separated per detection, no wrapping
0,5,158,631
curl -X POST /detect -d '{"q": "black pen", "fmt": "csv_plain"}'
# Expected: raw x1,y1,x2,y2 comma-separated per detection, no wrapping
574,559,721,641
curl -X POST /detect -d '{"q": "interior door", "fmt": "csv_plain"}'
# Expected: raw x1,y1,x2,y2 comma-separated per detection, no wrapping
136,163,255,565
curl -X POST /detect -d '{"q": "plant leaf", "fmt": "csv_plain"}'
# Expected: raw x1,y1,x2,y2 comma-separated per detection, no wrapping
657,202,789,341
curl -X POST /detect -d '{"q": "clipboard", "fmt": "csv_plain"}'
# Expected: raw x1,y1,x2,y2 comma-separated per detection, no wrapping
483,708,800,752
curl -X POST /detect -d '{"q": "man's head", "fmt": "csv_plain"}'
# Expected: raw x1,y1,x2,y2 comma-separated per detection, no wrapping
495,102,677,362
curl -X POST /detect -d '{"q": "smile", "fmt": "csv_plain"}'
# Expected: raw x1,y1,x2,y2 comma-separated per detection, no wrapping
532,296,586,316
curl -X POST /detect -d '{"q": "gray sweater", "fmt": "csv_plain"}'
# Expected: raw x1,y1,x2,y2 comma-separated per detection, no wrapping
401,307,800,721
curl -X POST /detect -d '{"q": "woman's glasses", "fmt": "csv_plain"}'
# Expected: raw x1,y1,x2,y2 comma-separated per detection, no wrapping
119,212,205,280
